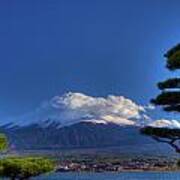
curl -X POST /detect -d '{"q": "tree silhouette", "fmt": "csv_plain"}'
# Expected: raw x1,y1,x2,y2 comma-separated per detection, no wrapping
141,44,180,153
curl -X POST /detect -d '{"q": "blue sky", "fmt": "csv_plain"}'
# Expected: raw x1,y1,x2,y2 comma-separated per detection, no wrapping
0,0,180,119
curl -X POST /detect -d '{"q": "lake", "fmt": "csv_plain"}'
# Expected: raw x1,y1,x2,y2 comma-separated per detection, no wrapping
34,172,180,180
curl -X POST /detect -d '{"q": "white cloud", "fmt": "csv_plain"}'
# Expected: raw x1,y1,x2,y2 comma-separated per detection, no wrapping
5,92,180,129
48,92,180,129
49,92,146,126
144,104,155,110
148,119,180,129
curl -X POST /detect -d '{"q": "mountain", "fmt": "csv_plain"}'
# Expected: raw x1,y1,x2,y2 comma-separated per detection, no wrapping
0,92,177,155
0,120,176,156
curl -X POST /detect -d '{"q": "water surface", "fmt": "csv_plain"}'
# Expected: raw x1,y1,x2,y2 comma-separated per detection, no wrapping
34,172,180,180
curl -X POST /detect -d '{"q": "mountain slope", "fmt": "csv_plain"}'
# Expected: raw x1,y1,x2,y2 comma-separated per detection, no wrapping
0,121,175,156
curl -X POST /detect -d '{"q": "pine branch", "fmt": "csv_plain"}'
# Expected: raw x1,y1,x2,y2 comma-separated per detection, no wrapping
158,78,180,90
152,136,180,153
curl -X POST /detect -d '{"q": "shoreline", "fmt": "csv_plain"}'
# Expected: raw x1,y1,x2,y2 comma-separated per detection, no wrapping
7,150,180,173
55,169,180,173
55,157,179,173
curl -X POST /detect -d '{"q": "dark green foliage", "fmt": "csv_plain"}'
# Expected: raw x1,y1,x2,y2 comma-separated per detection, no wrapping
163,104,180,112
141,127,180,139
0,134,8,152
166,50,180,70
165,43,180,70
152,44,180,112
151,91,180,105
158,78,180,90
165,44,180,58
0,157,54,180
141,44,180,154
177,159,180,167
141,127,180,153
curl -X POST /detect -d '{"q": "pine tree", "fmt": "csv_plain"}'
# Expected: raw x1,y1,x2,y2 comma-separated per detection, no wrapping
141,44,180,154
151,43,180,112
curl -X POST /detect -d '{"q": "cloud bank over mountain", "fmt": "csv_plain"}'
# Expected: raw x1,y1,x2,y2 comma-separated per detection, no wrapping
2,92,180,129
49,92,146,126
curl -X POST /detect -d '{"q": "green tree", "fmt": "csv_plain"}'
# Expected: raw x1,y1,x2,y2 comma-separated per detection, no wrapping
0,157,54,180
0,134,55,179
0,134,8,152
141,44,180,153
